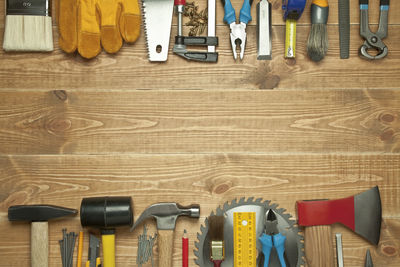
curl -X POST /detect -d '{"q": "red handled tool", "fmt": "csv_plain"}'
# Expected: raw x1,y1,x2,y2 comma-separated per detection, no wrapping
296,186,382,267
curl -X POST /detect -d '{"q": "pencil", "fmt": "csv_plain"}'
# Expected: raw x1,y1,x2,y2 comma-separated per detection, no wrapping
182,229,188,267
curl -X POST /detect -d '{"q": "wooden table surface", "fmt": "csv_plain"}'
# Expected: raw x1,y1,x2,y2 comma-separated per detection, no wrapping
0,0,399,266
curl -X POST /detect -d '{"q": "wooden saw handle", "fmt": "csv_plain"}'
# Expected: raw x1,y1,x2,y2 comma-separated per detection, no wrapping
304,225,335,267
31,221,49,267
158,229,174,267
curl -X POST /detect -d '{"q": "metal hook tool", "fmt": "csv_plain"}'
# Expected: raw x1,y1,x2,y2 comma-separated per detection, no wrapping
359,0,390,60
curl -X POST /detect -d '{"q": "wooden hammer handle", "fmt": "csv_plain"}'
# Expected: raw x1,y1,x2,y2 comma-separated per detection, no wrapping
304,225,335,267
31,221,48,267
158,229,174,267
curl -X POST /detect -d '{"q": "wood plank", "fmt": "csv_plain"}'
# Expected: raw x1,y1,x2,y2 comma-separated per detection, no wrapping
0,0,398,26
0,90,399,154
0,154,399,266
1,24,399,90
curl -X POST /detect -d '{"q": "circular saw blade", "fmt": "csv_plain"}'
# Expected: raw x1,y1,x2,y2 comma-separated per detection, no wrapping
194,197,304,267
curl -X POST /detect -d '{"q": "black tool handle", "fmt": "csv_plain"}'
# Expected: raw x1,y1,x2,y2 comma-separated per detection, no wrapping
380,0,389,5
359,0,368,5
175,36,218,46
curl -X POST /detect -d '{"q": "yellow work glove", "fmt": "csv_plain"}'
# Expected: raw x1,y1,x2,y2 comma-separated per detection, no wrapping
57,0,141,59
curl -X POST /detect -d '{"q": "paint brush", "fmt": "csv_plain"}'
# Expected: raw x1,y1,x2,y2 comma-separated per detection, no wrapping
307,0,329,61
3,0,53,51
208,215,225,267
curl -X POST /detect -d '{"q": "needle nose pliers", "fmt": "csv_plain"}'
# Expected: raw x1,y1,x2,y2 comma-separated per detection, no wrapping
359,0,390,59
258,209,287,267
221,0,253,60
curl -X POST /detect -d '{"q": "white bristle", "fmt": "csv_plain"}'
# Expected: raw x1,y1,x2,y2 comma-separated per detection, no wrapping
3,15,53,52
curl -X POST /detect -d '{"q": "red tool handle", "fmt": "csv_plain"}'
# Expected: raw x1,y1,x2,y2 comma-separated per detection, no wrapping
296,195,355,231
174,0,185,6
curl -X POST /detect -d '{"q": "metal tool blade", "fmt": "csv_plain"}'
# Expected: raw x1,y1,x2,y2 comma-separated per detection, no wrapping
365,249,374,267
208,0,216,53
142,0,174,61
257,0,272,60
354,186,382,245
335,233,344,267
88,234,100,267
338,0,350,59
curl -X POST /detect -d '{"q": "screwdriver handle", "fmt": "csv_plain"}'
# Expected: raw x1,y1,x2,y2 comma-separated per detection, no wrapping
273,233,287,267
258,234,273,267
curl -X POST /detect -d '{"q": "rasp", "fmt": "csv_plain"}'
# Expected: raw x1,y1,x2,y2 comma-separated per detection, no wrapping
142,0,175,61
338,0,350,58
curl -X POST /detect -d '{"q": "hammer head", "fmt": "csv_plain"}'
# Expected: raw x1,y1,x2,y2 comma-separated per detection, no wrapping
130,202,200,231
8,204,77,222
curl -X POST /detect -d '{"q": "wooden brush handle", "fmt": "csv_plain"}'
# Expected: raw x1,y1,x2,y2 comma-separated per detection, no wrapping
158,229,174,267
31,221,48,267
304,225,334,267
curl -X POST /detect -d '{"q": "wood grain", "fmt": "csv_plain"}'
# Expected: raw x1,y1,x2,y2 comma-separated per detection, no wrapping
0,24,399,90
31,222,49,267
158,230,175,267
305,225,335,267
0,154,399,266
0,90,399,154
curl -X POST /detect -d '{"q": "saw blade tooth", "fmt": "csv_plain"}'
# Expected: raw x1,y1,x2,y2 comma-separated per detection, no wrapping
215,207,222,215
277,208,286,214
263,200,271,206
210,210,215,216
255,198,262,203
248,197,255,203
270,203,278,209
238,197,245,204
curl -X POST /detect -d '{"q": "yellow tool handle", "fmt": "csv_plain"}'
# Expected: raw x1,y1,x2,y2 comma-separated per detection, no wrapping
102,232,116,267
77,231,84,267
312,0,328,7
85,261,90,267
96,257,101,267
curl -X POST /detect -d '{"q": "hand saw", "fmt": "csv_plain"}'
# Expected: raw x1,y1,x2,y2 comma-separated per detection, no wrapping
142,0,175,61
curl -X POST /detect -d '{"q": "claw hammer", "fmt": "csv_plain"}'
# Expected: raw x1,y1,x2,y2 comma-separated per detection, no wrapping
131,202,200,267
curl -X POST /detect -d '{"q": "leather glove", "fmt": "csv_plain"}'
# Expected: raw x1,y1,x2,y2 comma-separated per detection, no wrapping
57,0,141,58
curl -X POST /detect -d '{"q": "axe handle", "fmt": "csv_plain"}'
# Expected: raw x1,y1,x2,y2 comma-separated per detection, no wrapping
304,225,335,267
158,229,174,267
31,221,48,267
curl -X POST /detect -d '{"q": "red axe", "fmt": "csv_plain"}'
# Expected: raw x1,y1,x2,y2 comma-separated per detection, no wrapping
296,186,382,267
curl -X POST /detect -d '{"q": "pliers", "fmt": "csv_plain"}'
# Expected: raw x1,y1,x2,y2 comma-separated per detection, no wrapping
359,0,390,59
258,209,286,267
221,0,253,60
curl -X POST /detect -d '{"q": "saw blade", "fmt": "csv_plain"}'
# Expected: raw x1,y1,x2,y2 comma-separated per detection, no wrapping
194,197,304,267
142,0,174,61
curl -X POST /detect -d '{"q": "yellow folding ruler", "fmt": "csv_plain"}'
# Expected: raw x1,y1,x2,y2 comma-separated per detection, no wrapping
233,212,257,267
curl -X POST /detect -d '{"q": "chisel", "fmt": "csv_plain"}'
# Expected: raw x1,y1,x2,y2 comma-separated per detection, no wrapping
257,0,272,60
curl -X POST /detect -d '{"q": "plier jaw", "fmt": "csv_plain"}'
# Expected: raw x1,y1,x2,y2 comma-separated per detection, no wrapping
229,22,247,60
359,0,389,60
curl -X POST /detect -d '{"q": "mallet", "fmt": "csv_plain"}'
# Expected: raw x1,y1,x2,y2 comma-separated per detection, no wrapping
80,196,133,267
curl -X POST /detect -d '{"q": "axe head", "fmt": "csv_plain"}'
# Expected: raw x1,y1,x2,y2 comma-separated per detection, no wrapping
297,186,382,245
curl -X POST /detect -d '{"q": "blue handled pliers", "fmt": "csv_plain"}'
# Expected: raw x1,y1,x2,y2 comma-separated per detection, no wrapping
222,0,253,60
258,209,287,267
